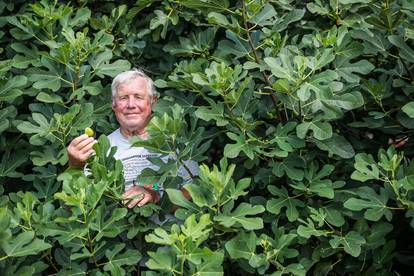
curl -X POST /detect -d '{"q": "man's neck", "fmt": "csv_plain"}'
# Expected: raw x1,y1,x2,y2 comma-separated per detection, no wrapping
120,128,148,139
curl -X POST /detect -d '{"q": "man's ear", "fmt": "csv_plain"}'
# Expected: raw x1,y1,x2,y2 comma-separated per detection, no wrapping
152,96,158,105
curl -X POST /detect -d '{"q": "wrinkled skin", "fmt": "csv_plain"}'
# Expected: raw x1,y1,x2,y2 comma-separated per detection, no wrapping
112,77,156,138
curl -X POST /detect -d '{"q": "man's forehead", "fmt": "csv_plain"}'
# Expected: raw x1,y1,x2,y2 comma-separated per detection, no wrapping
120,76,147,86
117,77,149,93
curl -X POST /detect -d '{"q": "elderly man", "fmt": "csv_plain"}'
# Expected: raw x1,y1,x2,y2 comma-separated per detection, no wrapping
67,68,196,208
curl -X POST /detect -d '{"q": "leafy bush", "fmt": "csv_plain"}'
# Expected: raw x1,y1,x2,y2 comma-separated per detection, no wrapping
1,0,414,274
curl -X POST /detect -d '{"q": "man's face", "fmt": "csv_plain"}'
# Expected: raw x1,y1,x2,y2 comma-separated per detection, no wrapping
112,77,156,134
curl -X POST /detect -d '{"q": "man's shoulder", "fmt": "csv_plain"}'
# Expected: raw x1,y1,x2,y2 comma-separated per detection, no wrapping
107,128,122,146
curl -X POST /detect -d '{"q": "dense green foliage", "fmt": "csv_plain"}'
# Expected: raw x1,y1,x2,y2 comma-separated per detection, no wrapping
1,0,414,274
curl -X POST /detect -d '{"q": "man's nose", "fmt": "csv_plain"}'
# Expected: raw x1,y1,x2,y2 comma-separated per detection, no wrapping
127,97,137,107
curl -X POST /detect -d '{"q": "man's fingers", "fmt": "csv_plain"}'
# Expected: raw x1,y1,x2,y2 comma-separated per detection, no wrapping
123,186,145,198
122,187,157,208
127,199,137,208
123,191,144,205
71,134,90,146
80,150,95,160
79,140,97,155
77,137,96,153
128,199,140,209
137,194,150,207
122,189,137,199
67,135,97,167
126,194,145,208
68,136,95,154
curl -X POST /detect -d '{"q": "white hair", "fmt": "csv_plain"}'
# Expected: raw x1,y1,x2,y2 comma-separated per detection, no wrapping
111,68,157,103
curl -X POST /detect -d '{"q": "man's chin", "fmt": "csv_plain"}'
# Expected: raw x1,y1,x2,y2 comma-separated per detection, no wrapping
121,122,147,131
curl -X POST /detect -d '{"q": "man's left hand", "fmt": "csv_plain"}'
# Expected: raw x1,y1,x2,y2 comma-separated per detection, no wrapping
123,185,160,208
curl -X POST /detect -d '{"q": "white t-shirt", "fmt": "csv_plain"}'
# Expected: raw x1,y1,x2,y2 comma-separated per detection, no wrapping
107,128,199,192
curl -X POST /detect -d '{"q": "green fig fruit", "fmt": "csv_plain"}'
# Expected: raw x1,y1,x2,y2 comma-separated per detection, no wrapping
85,127,94,137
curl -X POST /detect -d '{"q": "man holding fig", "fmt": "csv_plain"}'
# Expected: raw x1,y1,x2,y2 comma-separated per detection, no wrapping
67,68,197,208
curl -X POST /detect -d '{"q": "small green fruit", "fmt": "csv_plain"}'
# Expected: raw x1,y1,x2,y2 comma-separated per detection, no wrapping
85,127,94,137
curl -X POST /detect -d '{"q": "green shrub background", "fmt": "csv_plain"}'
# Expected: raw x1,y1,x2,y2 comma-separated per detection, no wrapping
1,0,414,275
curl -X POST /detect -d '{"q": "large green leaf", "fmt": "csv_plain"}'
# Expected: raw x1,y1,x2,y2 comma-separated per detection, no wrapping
351,153,380,182
64,7,91,28
17,113,50,135
290,164,338,199
344,187,392,221
194,102,228,126
146,248,178,272
94,60,131,78
225,231,266,268
297,70,338,101
127,0,159,19
297,121,332,140
0,153,27,178
0,106,17,134
194,250,224,275
10,43,40,69
388,35,414,63
103,244,141,273
90,206,128,241
312,134,355,159
164,28,216,56
178,0,230,13
223,132,255,159
266,186,304,222
297,219,327,239
402,101,414,118
181,214,212,244
248,4,276,26
339,0,372,3
0,76,27,102
0,208,11,237
264,55,295,81
36,92,63,103
145,227,177,246
214,203,265,230
329,231,366,257
273,8,305,32
335,60,374,83
27,58,62,92
0,231,51,258
270,156,305,181
166,188,201,214
183,182,216,208
218,31,252,59
267,122,305,154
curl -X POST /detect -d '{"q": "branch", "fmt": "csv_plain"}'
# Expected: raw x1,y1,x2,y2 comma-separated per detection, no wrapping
401,58,413,81
241,0,278,109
